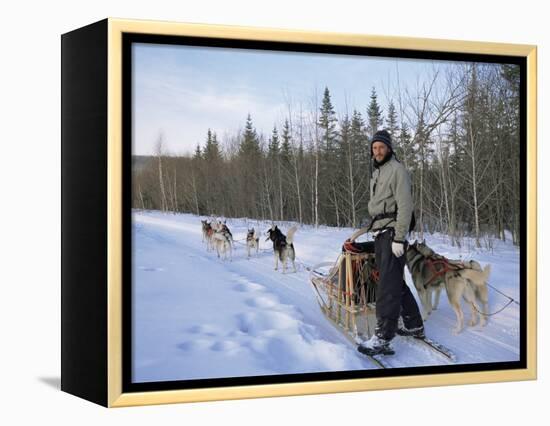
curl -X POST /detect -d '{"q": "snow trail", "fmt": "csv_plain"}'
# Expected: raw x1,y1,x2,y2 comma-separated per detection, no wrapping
132,211,521,383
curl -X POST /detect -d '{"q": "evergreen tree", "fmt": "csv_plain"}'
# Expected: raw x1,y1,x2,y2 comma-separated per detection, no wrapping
237,114,262,218
193,143,202,160
398,122,412,168
367,87,383,138
350,109,368,163
204,128,222,162
239,114,261,158
268,125,280,158
386,100,399,142
349,109,370,223
447,112,463,171
318,87,339,157
280,119,292,165
317,87,340,225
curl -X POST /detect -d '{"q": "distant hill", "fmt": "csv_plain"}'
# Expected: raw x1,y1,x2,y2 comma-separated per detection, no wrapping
133,155,153,172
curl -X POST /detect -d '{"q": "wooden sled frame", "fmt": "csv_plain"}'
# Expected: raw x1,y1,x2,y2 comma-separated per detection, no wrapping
310,228,379,343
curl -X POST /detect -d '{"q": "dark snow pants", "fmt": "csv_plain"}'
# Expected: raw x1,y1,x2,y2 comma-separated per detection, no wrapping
374,229,423,341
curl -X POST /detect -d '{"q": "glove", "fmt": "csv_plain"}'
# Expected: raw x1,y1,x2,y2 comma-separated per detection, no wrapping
392,241,405,257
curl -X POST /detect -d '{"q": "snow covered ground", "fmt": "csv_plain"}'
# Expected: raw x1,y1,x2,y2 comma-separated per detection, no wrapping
132,210,521,383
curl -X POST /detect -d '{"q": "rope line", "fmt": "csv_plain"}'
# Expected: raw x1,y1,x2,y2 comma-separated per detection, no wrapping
471,299,516,317
487,283,520,306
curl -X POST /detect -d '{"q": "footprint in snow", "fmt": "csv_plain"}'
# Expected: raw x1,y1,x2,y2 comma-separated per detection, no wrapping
244,295,279,309
177,339,212,352
235,311,300,336
210,340,240,352
232,281,266,293
186,324,221,337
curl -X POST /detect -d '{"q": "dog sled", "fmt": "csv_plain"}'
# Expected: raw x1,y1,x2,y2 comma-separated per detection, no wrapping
309,228,380,344
309,228,458,366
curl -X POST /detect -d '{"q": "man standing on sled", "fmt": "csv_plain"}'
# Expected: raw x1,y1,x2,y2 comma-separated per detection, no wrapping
357,129,425,356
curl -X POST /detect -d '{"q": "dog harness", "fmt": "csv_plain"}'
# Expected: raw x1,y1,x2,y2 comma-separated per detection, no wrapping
416,252,466,288
425,258,464,286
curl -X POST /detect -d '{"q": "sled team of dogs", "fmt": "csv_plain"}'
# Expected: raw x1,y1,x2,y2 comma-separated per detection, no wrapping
200,219,492,334
201,219,297,273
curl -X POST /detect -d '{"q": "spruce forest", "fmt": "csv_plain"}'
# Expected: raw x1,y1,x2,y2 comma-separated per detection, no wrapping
133,63,521,248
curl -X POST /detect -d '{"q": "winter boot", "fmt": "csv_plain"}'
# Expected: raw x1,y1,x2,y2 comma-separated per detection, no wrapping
396,325,425,339
357,334,395,356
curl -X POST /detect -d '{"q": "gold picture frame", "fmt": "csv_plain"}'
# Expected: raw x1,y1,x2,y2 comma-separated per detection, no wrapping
61,17,537,408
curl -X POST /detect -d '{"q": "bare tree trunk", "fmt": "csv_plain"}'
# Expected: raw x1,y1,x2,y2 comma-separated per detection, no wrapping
138,183,145,210
331,185,340,227
173,169,178,213
439,147,450,233
293,152,303,224
165,165,172,212
155,138,168,212
278,159,283,220
395,62,409,170
468,122,482,248
439,142,455,245
293,104,304,224
419,135,425,240
347,147,356,227
310,164,315,225
309,90,320,228
191,171,200,215
314,144,319,227
263,162,274,222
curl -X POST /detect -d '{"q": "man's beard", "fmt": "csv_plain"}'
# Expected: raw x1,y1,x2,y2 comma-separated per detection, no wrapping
373,150,392,167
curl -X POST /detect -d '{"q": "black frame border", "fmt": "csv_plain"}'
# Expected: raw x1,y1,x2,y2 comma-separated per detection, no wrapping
122,32,527,394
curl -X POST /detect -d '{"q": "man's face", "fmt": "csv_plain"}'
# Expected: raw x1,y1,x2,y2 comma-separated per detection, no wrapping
372,141,389,162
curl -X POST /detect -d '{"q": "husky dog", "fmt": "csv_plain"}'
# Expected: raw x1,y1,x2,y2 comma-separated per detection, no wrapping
410,241,483,315
202,221,215,252
201,219,211,243
246,228,260,259
212,229,232,261
265,225,297,273
406,240,491,334
212,219,233,246
220,221,234,246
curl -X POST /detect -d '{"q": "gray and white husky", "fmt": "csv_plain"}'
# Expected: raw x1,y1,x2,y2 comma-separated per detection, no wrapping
212,229,232,261
265,225,297,273
246,228,260,259
406,240,490,334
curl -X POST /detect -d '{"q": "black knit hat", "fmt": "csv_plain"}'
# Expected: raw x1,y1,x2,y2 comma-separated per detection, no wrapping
370,129,393,153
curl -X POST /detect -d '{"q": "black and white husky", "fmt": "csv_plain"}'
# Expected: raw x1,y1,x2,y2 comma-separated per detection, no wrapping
246,228,260,259
215,219,234,246
265,225,297,273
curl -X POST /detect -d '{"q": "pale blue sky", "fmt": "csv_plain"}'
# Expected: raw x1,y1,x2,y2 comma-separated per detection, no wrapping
132,42,462,156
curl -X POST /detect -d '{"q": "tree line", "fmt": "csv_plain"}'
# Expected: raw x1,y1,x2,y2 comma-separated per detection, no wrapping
133,62,521,248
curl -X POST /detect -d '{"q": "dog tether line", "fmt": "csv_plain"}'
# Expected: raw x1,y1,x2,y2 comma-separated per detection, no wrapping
472,284,520,317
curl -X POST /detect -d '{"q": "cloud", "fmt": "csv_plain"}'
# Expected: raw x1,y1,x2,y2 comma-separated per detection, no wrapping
133,76,286,155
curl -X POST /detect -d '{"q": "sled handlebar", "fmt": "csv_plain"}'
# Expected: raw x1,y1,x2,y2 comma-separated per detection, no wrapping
348,227,370,242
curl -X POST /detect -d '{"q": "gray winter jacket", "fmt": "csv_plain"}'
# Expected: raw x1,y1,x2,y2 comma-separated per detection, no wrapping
367,156,413,242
